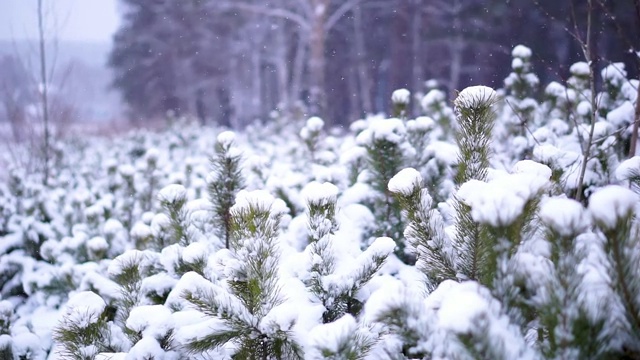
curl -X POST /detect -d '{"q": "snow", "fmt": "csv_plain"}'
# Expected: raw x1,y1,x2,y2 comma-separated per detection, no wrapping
570,61,590,76
457,169,549,227
307,314,357,356
367,237,396,257
356,117,407,145
87,236,108,252
588,185,638,229
182,242,208,263
231,189,287,216
454,85,497,110
512,44,532,59
301,181,339,205
437,282,488,333
305,116,325,132
108,249,146,277
11,332,44,359
391,88,411,105
158,184,187,204
539,198,589,236
601,62,626,84
421,89,445,110
96,354,127,360
216,131,236,146
511,57,524,70
407,116,435,132
126,305,174,339
388,168,422,196
512,160,552,179
615,156,640,181
127,337,171,359
607,101,635,128
62,291,106,328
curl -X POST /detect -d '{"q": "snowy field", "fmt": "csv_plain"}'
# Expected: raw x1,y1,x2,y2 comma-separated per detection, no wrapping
1,47,640,359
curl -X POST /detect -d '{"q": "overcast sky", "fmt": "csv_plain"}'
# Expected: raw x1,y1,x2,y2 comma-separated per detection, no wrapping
0,0,121,43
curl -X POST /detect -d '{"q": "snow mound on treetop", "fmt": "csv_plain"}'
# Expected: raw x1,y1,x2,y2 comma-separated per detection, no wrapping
388,168,422,195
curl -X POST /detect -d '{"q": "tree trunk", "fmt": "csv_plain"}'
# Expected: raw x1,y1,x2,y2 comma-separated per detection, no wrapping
37,0,50,186
353,5,373,115
309,0,329,120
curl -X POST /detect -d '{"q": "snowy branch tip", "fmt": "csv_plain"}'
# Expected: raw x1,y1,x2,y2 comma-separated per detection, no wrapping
388,167,422,196
454,85,498,111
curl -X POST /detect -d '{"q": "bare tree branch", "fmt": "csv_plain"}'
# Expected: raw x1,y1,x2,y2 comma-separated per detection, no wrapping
324,0,365,32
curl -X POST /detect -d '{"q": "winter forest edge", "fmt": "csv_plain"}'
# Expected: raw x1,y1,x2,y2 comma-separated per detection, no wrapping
2,3,640,360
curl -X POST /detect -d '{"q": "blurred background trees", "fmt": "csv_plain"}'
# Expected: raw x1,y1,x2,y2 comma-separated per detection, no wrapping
6,0,634,129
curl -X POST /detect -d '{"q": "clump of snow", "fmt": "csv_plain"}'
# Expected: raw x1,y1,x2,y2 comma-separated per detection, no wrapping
130,222,152,240
457,170,549,227
511,57,524,70
437,283,488,333
589,185,638,229
368,237,396,257
217,131,236,147
144,147,160,163
407,116,435,132
454,85,497,111
96,353,127,360
62,291,106,328
108,249,146,277
231,189,288,216
570,62,590,77
607,101,635,128
182,242,208,264
307,314,357,355
512,160,552,179
127,337,168,359
158,184,187,204
119,164,136,178
87,236,108,253
356,118,407,145
615,156,640,181
601,62,626,85
421,89,445,110
126,305,174,339
259,302,298,336
388,168,422,196
391,88,411,105
512,45,532,59
539,198,589,236
11,332,44,359
306,116,325,132
301,181,339,205
103,218,124,235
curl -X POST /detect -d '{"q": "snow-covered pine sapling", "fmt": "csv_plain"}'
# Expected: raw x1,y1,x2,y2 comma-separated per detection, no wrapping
452,85,498,285
537,198,606,359
420,87,456,141
307,314,375,360
182,190,302,358
53,291,116,358
207,131,245,249
140,148,162,212
388,168,456,291
456,167,547,328
503,45,539,137
300,116,325,163
356,118,412,261
157,184,194,246
0,300,13,359
108,250,160,345
616,156,640,191
302,181,394,327
589,186,640,352
391,88,411,119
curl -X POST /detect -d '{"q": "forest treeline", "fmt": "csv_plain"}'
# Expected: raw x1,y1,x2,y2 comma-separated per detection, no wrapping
109,0,640,126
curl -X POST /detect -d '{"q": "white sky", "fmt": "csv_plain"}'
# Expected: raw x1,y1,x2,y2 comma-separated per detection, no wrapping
0,0,121,43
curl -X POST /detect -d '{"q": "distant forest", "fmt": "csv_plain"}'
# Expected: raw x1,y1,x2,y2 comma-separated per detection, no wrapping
109,0,640,127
